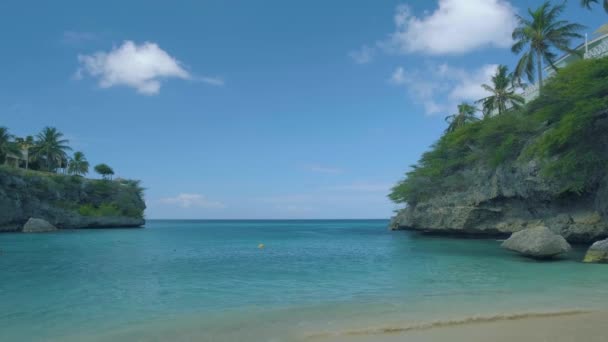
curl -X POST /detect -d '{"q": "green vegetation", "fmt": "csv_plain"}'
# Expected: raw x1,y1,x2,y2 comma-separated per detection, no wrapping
0,165,146,219
0,126,144,219
78,203,123,217
390,1,605,207
94,163,114,180
0,126,117,180
31,127,72,171
512,1,584,90
67,152,89,176
476,65,524,117
390,57,608,205
444,103,479,133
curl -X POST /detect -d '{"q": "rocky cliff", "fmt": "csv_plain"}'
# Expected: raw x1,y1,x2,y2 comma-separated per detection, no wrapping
389,58,608,244
390,162,608,243
0,166,146,232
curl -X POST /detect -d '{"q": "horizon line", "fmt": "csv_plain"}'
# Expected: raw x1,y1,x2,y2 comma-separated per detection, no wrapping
145,218,390,221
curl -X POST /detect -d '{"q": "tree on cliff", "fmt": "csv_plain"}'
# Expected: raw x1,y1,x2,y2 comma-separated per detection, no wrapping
0,127,21,166
512,1,584,92
581,0,608,12
14,136,34,169
476,65,525,118
94,163,114,180
68,152,89,176
444,103,479,133
31,127,72,172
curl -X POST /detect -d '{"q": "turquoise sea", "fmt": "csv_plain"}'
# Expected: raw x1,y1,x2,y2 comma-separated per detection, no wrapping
1,219,608,341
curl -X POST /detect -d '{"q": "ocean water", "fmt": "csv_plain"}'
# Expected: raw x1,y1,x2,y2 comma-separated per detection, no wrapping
1,219,607,341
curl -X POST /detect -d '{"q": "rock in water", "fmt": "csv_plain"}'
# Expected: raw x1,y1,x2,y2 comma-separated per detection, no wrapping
22,218,58,233
501,225,571,259
583,239,608,263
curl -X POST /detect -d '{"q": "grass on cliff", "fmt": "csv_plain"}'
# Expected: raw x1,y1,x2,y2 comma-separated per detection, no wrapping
390,57,608,205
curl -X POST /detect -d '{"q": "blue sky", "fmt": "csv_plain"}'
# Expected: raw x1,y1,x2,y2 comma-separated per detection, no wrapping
0,0,606,219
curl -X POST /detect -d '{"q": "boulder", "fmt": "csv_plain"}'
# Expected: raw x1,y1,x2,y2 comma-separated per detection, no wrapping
583,239,608,263
22,218,58,233
501,225,571,259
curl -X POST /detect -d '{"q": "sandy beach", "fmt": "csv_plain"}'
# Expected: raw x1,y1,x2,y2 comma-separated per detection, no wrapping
310,311,608,342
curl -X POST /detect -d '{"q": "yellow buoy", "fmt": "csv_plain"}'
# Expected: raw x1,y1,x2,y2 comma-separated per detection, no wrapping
258,243,265,249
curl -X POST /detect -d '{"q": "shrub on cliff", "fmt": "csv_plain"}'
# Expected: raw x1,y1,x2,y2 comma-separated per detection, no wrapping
390,57,608,205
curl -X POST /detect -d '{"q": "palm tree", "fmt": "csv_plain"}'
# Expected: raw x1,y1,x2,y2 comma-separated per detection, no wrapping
445,103,479,133
476,65,525,118
581,0,608,12
68,152,89,176
0,127,21,165
31,127,72,172
512,1,584,91
14,136,34,169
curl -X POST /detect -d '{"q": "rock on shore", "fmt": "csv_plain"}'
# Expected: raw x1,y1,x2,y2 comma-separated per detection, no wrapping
22,218,58,233
501,226,571,259
583,239,608,263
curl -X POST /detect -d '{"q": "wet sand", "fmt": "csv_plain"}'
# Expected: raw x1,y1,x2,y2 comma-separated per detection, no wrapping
309,311,608,342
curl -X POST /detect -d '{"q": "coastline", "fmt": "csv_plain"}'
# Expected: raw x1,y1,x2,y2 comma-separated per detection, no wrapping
310,310,608,342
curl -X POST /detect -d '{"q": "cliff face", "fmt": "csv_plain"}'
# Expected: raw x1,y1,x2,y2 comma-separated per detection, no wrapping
389,58,608,244
0,167,146,232
390,162,608,243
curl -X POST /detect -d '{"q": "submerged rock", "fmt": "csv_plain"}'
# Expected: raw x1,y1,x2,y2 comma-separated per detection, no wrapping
501,225,571,259
583,239,608,263
22,218,58,233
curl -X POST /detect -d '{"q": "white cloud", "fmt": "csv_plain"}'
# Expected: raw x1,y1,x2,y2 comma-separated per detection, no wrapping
159,193,225,209
76,41,191,95
382,0,517,55
349,45,375,64
307,164,343,174
448,64,498,101
389,63,496,115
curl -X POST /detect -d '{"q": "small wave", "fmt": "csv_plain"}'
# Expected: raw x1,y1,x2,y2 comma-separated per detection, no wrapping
307,309,591,339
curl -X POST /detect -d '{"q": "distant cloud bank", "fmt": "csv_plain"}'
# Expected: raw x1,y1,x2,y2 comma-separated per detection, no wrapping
159,193,226,209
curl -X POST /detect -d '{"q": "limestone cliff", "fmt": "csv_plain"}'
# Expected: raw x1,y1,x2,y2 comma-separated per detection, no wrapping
389,58,608,244
0,166,145,232
390,162,608,243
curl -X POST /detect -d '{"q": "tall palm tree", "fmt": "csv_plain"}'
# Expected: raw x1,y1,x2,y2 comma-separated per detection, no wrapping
512,1,584,91
476,65,525,118
32,127,72,172
68,151,89,176
0,127,21,166
581,0,608,12
14,135,34,169
445,103,479,133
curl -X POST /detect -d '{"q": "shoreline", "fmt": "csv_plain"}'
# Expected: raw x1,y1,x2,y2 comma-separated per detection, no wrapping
308,309,608,342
